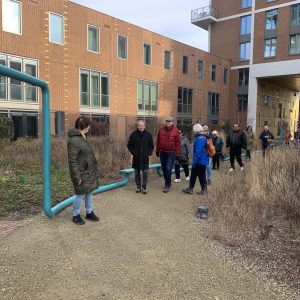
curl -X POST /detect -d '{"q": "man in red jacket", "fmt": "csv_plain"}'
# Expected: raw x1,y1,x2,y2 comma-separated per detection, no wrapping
156,116,180,193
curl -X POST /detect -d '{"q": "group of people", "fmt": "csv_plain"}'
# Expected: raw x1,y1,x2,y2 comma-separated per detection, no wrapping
66,115,282,225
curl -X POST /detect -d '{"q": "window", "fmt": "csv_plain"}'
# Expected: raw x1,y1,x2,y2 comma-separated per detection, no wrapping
143,43,151,65
238,95,248,112
87,25,99,53
208,92,220,116
183,56,189,74
241,0,252,8
265,9,278,30
80,69,109,108
291,4,300,25
290,35,300,54
240,15,251,35
137,80,158,112
177,87,192,114
239,42,251,60
49,13,64,44
278,103,282,118
238,68,249,86
118,35,127,59
2,0,21,34
164,50,171,70
211,64,216,81
224,68,228,85
0,54,38,103
264,95,269,106
264,38,276,57
197,60,203,79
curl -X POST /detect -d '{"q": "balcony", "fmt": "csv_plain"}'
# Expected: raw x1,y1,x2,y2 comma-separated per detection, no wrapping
191,6,218,31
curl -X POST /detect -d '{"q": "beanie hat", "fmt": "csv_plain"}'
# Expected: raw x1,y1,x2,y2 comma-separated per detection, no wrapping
193,124,204,133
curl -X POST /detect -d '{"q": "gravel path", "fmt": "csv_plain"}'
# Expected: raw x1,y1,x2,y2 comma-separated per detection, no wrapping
0,177,290,300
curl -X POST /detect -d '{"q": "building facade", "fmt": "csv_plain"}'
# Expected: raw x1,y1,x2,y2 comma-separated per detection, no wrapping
192,0,300,137
0,0,231,139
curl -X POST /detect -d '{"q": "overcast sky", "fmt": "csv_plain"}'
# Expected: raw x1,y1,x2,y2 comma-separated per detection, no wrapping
71,0,210,51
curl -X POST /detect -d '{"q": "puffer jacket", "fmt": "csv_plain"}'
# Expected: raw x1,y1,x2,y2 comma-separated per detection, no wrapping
226,129,247,149
192,133,209,166
67,128,99,195
156,125,180,156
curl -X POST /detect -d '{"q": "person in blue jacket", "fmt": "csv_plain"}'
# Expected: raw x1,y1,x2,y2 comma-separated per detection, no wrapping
259,125,274,157
182,123,209,195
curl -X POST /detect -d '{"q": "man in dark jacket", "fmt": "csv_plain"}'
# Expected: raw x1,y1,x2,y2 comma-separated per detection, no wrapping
127,119,154,194
259,125,274,157
156,116,180,193
226,124,247,172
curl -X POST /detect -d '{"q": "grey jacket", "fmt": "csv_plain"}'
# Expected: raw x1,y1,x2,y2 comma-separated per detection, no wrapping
175,136,190,164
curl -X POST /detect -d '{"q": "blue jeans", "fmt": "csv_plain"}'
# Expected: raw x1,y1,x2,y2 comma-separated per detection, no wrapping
73,192,93,216
160,152,175,187
206,156,213,181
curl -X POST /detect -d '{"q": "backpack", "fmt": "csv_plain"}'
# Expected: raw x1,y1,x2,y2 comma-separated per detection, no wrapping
206,138,216,157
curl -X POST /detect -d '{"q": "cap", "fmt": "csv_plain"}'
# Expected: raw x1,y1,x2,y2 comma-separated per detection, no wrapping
165,116,173,122
212,130,218,135
193,124,204,133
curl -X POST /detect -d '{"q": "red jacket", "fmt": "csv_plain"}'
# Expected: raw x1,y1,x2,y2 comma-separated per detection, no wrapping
156,125,180,156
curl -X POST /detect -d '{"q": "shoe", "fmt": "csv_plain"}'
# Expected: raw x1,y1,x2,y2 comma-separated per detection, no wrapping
136,187,141,193
174,179,181,183
229,168,234,172
207,179,211,185
182,187,193,194
142,187,147,194
185,176,190,181
197,190,208,195
240,167,244,171
72,214,85,225
86,211,100,222
162,186,169,193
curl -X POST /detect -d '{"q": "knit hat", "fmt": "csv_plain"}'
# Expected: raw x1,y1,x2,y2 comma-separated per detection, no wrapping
212,130,218,135
193,124,204,133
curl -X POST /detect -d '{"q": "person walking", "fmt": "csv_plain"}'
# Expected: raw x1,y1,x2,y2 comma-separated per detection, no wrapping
211,130,223,170
259,125,274,157
294,128,300,147
285,129,292,145
156,116,180,193
68,116,100,225
226,123,247,172
182,124,209,195
127,119,154,194
203,125,212,184
245,125,255,160
174,130,190,183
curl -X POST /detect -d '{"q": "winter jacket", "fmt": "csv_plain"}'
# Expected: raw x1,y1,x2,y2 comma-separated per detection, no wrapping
67,128,99,195
156,125,180,156
226,129,247,150
245,131,255,151
212,136,223,153
192,133,209,166
175,136,190,164
127,129,154,170
259,130,274,147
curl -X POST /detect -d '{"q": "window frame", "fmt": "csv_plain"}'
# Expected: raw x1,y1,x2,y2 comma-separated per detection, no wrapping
117,34,128,60
265,9,278,30
264,38,277,58
289,34,300,55
238,95,248,112
291,4,300,26
182,56,189,74
164,50,171,70
208,92,220,116
223,68,229,85
143,43,152,66
240,15,252,35
241,0,252,9
2,0,22,35
211,64,216,81
49,12,64,45
239,42,251,61
177,87,193,115
87,24,100,53
197,60,203,79
137,79,158,113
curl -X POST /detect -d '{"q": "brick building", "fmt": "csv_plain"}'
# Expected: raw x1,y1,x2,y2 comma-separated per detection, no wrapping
0,0,231,139
192,0,300,137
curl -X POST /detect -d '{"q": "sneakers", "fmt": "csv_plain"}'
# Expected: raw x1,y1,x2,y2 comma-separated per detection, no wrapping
185,176,190,181
182,187,193,194
229,168,234,172
162,186,169,193
207,179,211,185
136,187,142,193
240,166,244,171
174,179,181,183
86,211,100,222
142,187,147,194
72,214,85,225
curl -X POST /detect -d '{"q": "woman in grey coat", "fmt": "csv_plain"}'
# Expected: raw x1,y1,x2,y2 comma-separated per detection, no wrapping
68,116,100,225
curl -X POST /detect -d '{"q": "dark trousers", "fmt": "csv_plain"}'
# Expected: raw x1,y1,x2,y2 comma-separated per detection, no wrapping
246,149,251,160
212,153,220,169
230,148,243,169
262,145,268,157
174,163,189,179
160,152,175,187
189,164,207,191
135,169,148,188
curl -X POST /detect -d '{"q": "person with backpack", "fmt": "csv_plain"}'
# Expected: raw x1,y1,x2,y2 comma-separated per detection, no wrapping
212,130,223,170
203,125,213,184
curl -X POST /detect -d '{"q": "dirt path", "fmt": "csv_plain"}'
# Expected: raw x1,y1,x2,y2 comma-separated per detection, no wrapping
0,177,289,300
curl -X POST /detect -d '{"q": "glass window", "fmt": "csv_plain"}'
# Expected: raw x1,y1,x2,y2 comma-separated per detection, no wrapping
143,43,151,65
0,59,7,100
138,80,144,110
239,42,251,60
264,38,276,57
238,95,248,112
2,0,21,34
240,15,252,35
290,35,300,54
49,13,64,44
118,35,127,59
101,73,109,108
10,60,22,101
137,80,158,112
177,87,192,114
208,92,220,116
241,0,252,9
265,9,278,30
80,72,89,106
88,25,99,53
91,72,100,107
198,60,203,79
238,68,249,86
291,4,300,26
25,63,37,102
164,50,171,70
224,68,228,85
151,82,158,111
182,56,189,74
211,64,216,81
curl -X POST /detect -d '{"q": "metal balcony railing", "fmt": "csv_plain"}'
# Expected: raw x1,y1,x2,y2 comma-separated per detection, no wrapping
191,6,218,22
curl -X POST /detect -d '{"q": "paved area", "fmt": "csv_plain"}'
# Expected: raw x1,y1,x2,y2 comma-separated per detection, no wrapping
0,176,289,300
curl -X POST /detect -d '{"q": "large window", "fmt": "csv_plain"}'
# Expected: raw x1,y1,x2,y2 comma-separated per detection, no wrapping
49,13,64,44
2,0,21,34
164,50,171,70
239,42,251,60
264,38,276,57
208,92,219,116
0,54,38,102
241,0,252,9
137,80,158,112
80,69,109,108
177,87,192,114
238,68,249,86
87,25,99,53
240,15,252,35
118,35,127,59
197,60,203,79
143,43,151,65
211,64,216,81
238,95,248,112
265,9,278,30
290,35,300,54
183,56,189,74
291,4,300,25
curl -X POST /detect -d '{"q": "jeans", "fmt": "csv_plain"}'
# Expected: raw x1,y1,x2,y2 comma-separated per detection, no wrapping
230,148,243,169
189,164,207,191
174,163,189,179
135,169,149,188
160,152,175,187
206,156,213,181
73,192,93,216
